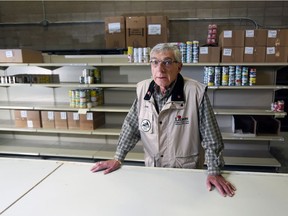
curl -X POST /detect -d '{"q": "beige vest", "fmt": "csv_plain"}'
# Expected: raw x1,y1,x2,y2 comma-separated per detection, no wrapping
137,75,207,169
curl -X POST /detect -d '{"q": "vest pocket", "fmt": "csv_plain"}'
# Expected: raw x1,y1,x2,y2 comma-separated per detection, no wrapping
175,155,198,169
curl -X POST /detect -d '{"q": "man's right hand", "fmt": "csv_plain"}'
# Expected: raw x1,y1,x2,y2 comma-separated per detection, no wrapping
90,159,122,174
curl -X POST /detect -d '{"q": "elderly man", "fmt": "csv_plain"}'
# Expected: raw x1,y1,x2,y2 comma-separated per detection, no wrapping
91,43,236,197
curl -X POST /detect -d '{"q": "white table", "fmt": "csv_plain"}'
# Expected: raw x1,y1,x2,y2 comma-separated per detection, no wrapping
0,158,62,214
1,159,288,216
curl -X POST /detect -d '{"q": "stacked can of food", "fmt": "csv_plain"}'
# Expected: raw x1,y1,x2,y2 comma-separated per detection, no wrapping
127,46,133,63
249,68,256,86
241,66,249,86
228,66,235,86
214,66,222,86
192,40,199,63
235,66,242,86
69,88,104,108
186,41,193,63
80,68,101,84
221,66,229,86
178,42,187,63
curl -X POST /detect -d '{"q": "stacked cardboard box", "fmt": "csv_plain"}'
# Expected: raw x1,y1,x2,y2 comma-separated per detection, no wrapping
243,29,267,63
105,15,169,49
54,111,68,129
265,29,288,62
14,110,41,128
219,30,245,63
199,46,221,63
146,15,169,48
41,111,55,129
79,112,105,130
67,112,80,130
0,49,43,63
105,16,126,49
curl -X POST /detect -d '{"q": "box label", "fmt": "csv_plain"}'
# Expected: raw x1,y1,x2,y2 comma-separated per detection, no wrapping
60,112,67,120
48,111,54,120
245,47,254,54
245,30,255,38
224,30,232,38
267,47,276,54
87,113,93,120
27,120,33,128
108,23,121,33
20,111,27,118
200,47,209,54
73,113,79,120
148,24,161,35
5,50,13,58
268,30,277,38
223,48,232,56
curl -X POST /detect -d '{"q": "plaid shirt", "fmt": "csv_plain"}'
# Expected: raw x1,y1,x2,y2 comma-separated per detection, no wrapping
115,81,224,175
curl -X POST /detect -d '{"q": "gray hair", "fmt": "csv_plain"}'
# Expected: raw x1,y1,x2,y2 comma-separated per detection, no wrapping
150,43,182,63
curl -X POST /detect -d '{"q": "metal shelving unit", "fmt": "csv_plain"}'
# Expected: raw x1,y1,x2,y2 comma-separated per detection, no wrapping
0,58,287,168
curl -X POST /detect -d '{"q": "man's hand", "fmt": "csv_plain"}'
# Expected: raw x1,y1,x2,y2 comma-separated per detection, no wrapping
206,174,236,197
90,159,122,174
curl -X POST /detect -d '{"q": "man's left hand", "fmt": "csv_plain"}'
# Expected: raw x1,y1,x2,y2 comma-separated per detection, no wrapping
206,175,236,197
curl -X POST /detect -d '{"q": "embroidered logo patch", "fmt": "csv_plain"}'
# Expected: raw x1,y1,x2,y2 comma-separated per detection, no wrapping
141,119,151,132
174,115,189,125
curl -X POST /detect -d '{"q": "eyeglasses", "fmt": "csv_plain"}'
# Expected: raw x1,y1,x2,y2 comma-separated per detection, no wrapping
150,59,178,67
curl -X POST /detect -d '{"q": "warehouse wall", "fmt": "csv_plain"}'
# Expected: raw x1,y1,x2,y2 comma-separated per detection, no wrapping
0,0,288,51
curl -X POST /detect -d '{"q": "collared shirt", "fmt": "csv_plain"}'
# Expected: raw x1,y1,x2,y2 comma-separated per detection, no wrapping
115,79,224,175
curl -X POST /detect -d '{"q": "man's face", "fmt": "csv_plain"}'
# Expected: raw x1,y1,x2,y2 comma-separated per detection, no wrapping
150,50,182,90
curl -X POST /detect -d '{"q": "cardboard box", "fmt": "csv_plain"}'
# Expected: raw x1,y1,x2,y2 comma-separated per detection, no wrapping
67,112,80,130
14,110,28,128
265,46,288,63
80,112,105,130
244,29,267,46
105,16,126,49
266,29,288,47
0,49,43,63
54,111,68,129
27,111,41,128
219,30,244,47
41,111,55,129
221,47,244,63
199,46,221,63
126,16,147,47
243,46,266,63
146,16,169,48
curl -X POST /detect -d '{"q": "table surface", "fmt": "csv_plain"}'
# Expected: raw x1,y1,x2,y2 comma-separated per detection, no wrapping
1,158,288,216
0,158,62,214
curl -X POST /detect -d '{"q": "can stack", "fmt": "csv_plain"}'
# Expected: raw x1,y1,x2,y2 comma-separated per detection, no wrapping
127,47,150,63
0,76,16,84
235,66,242,86
203,66,257,87
80,68,101,84
69,88,104,108
241,67,249,86
228,66,235,86
192,41,199,63
221,66,229,86
214,66,221,86
249,68,256,86
178,42,187,63
186,41,193,63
